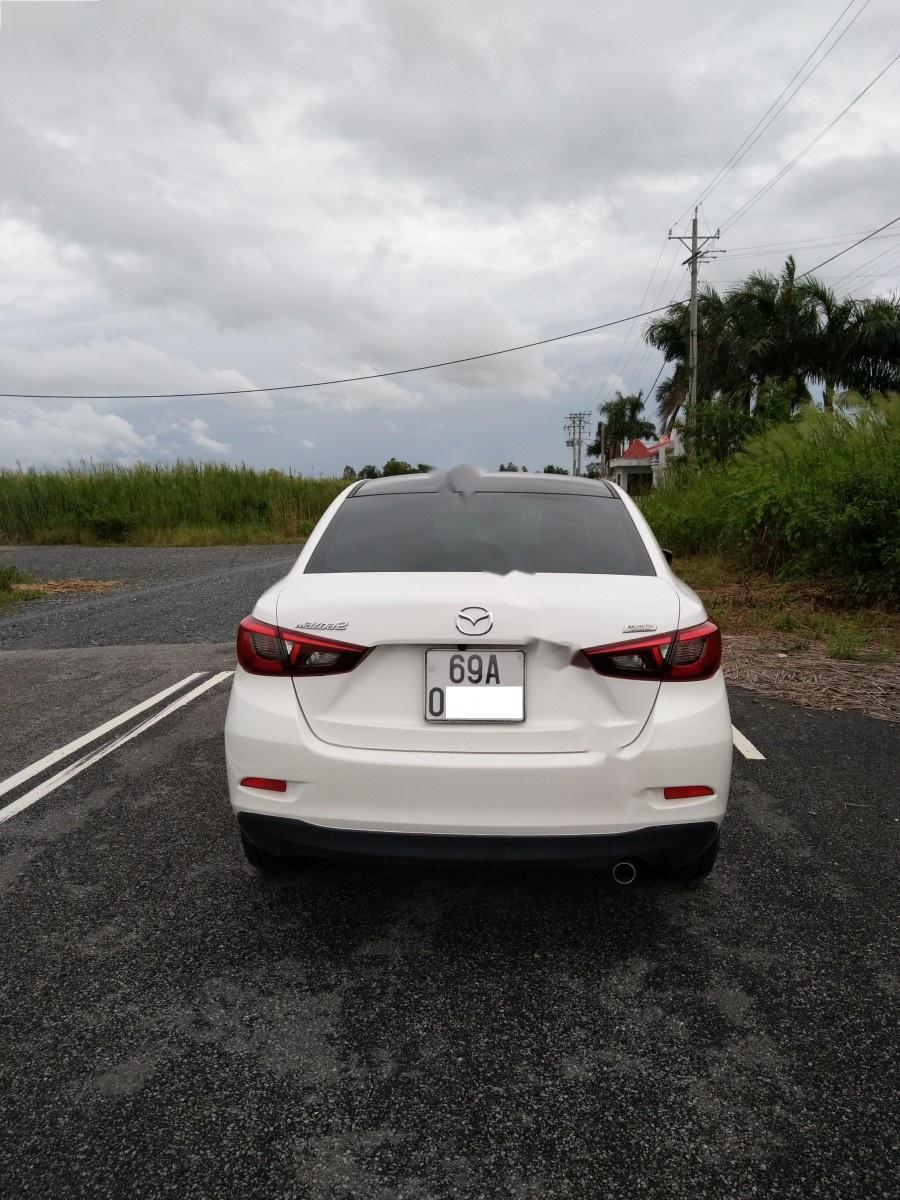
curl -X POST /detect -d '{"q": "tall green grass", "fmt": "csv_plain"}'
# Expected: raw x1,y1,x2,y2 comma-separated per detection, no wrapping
0,462,347,545
641,396,900,603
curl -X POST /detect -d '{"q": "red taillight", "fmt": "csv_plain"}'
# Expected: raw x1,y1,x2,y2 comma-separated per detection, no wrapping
241,776,287,792
663,785,715,799
582,620,721,682
236,616,370,677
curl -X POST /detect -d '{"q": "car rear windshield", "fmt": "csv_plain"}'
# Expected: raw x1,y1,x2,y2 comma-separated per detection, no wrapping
305,491,656,575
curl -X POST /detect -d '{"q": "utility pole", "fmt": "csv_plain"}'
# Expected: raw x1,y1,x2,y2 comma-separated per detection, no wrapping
578,412,590,474
566,421,577,476
564,411,592,475
668,208,723,410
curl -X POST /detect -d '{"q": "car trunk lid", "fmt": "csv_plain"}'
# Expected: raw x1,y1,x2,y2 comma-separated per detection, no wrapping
276,571,680,753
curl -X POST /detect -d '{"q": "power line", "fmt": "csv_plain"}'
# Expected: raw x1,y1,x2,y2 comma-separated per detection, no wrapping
630,279,690,399
617,245,685,390
599,244,685,410
653,227,900,288
642,245,684,316
721,50,900,232
688,273,894,283
593,229,697,410
616,259,673,387
844,256,900,295
642,358,669,416
0,304,677,401
674,0,870,225
595,238,669,406
716,234,899,263
847,256,900,297
830,236,900,289
798,216,900,276
727,230,897,253
617,255,683,385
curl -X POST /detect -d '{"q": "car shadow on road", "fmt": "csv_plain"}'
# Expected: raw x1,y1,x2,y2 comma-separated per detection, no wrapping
230,855,714,972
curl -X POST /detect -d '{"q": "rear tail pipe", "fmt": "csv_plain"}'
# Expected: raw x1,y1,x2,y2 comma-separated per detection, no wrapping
611,860,638,886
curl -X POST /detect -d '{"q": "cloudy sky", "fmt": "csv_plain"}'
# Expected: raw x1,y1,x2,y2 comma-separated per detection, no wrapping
1,0,897,474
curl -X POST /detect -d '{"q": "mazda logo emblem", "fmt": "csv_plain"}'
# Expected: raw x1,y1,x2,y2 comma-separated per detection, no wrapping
456,606,493,636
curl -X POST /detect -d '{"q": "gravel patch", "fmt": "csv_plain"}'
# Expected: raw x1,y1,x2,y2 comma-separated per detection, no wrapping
0,544,303,587
724,634,899,724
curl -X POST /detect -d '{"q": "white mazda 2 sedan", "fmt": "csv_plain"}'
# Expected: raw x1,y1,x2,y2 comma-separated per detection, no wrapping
225,466,732,883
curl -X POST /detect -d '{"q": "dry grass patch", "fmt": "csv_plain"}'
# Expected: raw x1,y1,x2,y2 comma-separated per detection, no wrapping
678,554,899,721
12,578,122,595
722,635,899,724
1,563,122,606
679,554,899,662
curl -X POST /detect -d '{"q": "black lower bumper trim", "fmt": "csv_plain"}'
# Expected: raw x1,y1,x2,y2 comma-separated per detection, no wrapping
237,813,719,868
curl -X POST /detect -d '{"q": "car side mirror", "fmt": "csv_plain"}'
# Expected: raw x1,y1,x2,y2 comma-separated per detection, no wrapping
662,548,673,566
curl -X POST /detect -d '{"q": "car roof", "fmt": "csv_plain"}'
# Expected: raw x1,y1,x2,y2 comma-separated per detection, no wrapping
352,465,618,498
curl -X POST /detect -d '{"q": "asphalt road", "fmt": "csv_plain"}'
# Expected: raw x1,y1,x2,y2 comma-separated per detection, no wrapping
0,545,302,649
1,547,897,1199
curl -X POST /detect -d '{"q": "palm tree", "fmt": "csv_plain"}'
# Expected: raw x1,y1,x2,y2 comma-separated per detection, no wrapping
587,392,656,461
645,287,742,428
643,256,899,429
843,296,900,398
804,284,859,410
727,256,816,397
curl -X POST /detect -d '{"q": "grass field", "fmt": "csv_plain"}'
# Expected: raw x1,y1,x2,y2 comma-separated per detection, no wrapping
0,463,346,546
677,554,898,662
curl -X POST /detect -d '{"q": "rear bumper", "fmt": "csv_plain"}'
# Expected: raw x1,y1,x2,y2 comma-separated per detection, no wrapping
238,812,720,867
225,666,733,840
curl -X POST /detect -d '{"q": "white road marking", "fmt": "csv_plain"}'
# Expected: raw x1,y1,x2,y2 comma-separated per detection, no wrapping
0,673,206,800
732,725,765,761
0,672,233,825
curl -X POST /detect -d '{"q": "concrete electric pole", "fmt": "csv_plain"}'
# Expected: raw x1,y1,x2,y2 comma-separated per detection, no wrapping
564,411,592,476
668,208,723,410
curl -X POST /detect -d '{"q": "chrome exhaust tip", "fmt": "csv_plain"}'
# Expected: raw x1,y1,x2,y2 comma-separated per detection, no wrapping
611,860,638,886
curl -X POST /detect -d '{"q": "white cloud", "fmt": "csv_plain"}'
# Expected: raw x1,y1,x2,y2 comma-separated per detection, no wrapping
0,338,270,408
0,402,153,467
0,0,897,471
187,418,230,455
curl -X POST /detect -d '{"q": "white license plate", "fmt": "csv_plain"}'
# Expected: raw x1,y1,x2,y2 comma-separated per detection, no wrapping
425,650,525,722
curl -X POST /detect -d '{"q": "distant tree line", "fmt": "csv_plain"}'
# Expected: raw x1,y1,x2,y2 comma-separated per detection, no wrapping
341,458,434,480
498,463,570,474
342,460,575,478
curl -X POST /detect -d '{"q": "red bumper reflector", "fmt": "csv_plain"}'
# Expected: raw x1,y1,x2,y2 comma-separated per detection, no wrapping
664,785,715,800
241,776,287,793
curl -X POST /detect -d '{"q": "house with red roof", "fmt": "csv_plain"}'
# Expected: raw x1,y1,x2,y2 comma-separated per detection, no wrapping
606,430,681,494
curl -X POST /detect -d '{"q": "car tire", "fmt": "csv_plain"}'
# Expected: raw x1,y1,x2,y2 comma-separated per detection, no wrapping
240,831,291,877
672,831,720,884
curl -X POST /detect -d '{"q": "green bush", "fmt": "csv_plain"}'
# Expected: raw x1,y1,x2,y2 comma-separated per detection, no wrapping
0,561,38,605
83,511,136,542
641,396,900,602
0,562,31,591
